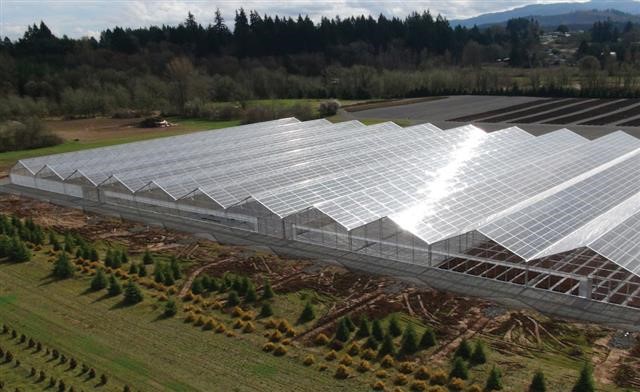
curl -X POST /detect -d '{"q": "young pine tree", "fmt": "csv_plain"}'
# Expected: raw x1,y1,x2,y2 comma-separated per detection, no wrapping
371,319,385,341
164,299,177,318
52,253,74,278
191,278,204,295
298,301,315,323
90,269,108,291
142,250,154,265
137,264,147,277
334,318,351,342
572,362,595,392
10,237,31,262
400,324,419,356
262,279,274,300
454,338,473,360
123,281,143,305
169,256,181,279
260,302,273,318
227,290,240,307
245,283,257,303
356,317,371,339
108,275,122,296
485,366,503,391
529,370,547,392
470,340,487,365
450,357,469,380
388,315,402,337
378,333,395,357
419,328,437,349
128,263,138,275
164,272,175,286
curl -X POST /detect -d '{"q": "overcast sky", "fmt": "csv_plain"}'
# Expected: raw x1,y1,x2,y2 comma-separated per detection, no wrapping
1,0,586,40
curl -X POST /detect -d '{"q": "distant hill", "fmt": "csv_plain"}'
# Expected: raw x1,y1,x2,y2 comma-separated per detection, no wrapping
451,0,640,28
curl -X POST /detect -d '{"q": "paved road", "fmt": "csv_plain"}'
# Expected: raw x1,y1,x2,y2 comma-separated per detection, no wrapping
347,95,640,139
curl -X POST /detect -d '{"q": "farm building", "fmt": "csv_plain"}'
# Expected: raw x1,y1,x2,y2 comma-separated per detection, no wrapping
9,117,640,323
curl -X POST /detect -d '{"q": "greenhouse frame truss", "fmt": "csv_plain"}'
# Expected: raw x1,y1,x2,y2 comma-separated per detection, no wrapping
10,117,640,314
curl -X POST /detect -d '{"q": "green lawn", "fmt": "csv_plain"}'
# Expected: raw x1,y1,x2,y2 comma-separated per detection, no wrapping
0,119,240,174
0,255,366,392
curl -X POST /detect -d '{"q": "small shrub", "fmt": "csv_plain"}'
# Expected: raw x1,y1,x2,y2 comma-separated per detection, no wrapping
357,360,372,372
398,361,416,374
430,369,447,385
303,355,315,366
372,380,386,390
394,374,409,386
448,377,465,391
314,333,330,346
415,366,431,380
325,350,338,361
215,324,226,334
376,369,388,379
269,330,283,342
273,345,287,356
335,364,350,379
184,311,196,323
318,364,328,372
347,343,360,356
277,320,292,333
262,342,275,352
410,380,428,391
380,354,395,368
242,322,256,333
194,316,205,327
231,306,244,318
361,348,376,360
339,354,353,366
466,384,482,392
233,319,246,329
203,318,217,331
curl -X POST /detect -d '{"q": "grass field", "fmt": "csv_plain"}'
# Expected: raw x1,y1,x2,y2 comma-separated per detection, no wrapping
0,118,241,176
0,253,366,392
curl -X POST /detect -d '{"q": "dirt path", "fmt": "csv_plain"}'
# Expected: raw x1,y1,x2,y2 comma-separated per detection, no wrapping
594,346,624,385
179,258,232,297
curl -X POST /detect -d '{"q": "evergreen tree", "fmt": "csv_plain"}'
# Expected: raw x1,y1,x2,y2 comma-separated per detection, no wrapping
164,272,175,286
164,299,177,317
364,335,379,349
120,249,129,263
89,248,99,262
262,279,274,299
260,302,273,318
400,324,419,355
388,315,402,337
138,264,147,277
104,249,114,267
110,250,122,268
419,327,437,348
154,265,165,284
334,318,351,342
572,362,595,392
372,319,385,341
485,366,503,391
90,269,107,291
9,237,31,262
450,357,469,379
245,283,257,303
454,338,472,360
529,370,547,392
123,280,143,305
378,333,395,357
108,275,122,296
142,250,154,265
298,301,315,323
227,290,240,306
128,263,138,275
169,256,181,279
191,278,204,294
356,317,370,338
470,340,487,365
52,253,74,278
344,315,356,332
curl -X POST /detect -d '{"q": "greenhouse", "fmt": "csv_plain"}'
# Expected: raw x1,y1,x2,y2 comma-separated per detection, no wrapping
10,117,640,312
